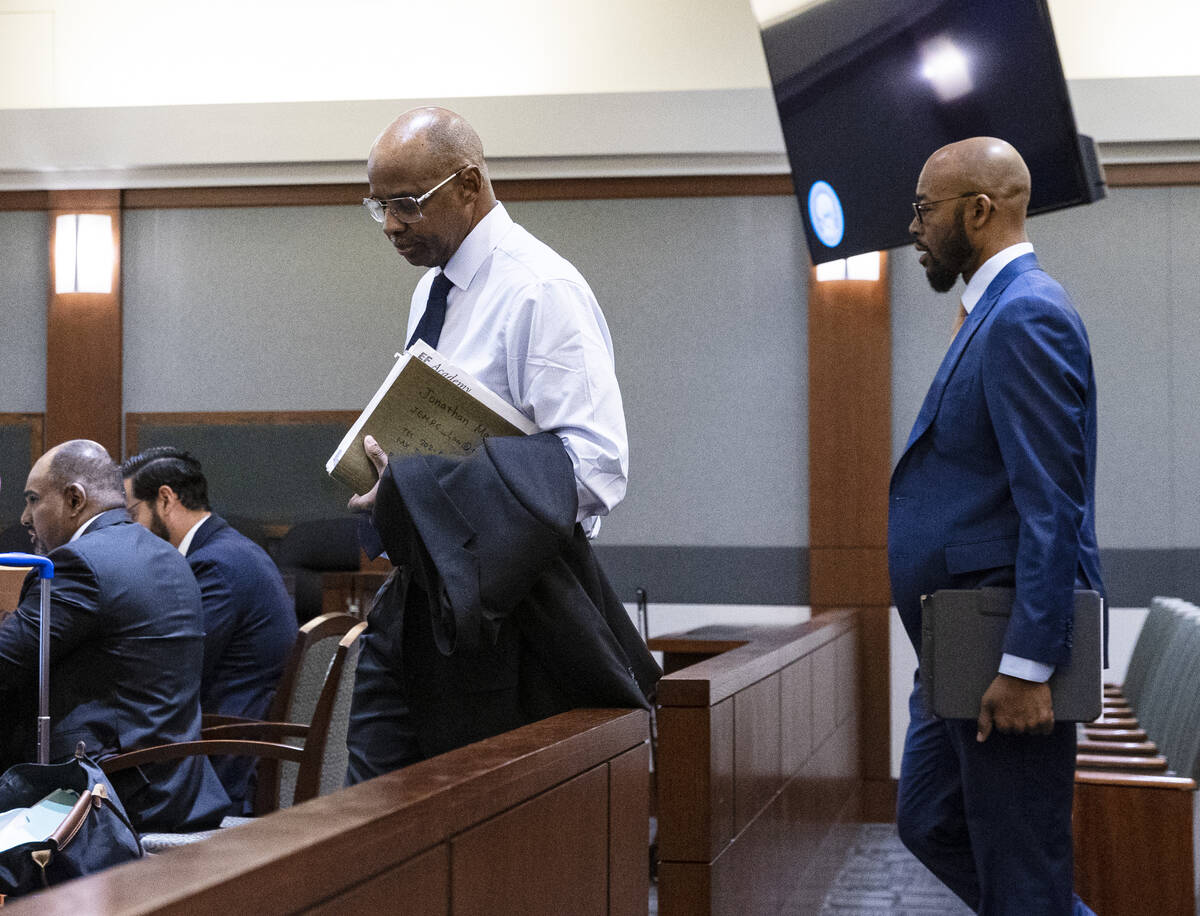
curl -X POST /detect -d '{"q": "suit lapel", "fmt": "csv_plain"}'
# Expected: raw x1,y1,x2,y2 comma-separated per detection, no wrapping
900,253,1041,456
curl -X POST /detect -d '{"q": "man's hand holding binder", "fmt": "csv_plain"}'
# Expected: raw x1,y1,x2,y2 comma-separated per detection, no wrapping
976,674,1055,742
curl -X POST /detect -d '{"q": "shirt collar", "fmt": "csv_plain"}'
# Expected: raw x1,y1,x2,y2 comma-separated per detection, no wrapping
961,242,1034,313
441,202,511,292
68,512,103,543
177,513,211,556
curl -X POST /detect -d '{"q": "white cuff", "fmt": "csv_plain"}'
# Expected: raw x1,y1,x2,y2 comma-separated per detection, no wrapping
999,653,1054,682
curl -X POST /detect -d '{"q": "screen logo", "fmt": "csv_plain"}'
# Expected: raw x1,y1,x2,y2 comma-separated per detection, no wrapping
807,181,845,248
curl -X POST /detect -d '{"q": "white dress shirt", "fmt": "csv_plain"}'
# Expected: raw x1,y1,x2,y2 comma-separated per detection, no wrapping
961,241,1053,684
406,203,629,531
177,514,211,556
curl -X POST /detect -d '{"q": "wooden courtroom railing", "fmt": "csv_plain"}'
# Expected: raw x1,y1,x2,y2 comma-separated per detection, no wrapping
652,610,859,915
11,708,650,916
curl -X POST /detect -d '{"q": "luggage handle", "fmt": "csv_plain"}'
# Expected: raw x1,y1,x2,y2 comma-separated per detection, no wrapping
0,552,56,764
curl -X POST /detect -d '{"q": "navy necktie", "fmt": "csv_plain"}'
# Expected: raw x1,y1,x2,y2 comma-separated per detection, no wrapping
406,272,453,350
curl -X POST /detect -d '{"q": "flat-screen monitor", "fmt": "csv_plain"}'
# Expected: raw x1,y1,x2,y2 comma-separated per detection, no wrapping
757,0,1105,264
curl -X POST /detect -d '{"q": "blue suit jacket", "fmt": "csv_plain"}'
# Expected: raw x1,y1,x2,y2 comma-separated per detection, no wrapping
0,509,230,830
888,253,1104,667
186,514,296,721
186,515,297,812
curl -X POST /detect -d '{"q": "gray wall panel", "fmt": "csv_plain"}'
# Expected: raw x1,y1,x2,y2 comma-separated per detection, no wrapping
507,197,810,548
0,210,48,413
1167,187,1200,547
1032,188,1174,550
122,205,415,413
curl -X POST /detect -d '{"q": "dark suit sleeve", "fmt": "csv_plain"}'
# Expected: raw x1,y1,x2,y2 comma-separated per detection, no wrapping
981,294,1091,663
0,547,104,682
188,557,237,687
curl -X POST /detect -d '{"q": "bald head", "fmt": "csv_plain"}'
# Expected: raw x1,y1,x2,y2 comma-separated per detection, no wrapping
22,440,125,554
923,137,1030,218
366,107,497,269
371,107,488,178
46,440,124,498
911,137,1032,289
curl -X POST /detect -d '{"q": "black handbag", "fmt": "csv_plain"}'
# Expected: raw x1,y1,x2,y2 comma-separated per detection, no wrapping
0,746,144,899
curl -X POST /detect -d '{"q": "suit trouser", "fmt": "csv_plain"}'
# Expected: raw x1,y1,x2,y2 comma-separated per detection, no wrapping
897,677,1095,916
344,597,423,785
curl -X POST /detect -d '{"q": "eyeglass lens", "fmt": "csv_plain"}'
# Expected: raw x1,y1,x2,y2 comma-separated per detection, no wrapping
365,197,423,224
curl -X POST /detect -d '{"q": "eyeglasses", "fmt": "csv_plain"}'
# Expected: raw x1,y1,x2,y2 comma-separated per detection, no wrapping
911,191,980,225
363,168,465,224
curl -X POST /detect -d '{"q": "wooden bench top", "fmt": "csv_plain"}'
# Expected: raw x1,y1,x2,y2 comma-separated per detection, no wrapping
649,610,855,707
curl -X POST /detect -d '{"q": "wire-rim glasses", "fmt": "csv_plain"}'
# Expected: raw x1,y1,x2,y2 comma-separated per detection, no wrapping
363,168,466,224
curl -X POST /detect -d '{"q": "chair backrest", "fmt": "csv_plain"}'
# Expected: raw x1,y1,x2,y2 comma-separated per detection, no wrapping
270,612,359,723
280,620,367,808
1136,602,1197,744
254,612,358,813
1124,597,1182,710
1150,605,1200,776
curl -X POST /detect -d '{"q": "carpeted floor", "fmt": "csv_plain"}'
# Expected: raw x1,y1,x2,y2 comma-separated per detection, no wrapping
649,822,972,915
816,823,973,915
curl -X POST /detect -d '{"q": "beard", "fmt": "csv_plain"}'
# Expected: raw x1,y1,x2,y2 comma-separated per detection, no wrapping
148,506,172,543
923,209,973,293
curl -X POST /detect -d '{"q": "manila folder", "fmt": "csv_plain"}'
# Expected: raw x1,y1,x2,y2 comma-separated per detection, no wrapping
919,588,1102,722
326,342,537,495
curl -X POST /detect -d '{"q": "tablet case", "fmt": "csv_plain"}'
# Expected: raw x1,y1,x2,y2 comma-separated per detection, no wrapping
919,588,1102,721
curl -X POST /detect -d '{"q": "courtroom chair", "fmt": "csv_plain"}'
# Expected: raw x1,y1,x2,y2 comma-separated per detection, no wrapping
100,621,367,850
273,517,362,622
1078,606,1200,774
202,611,359,811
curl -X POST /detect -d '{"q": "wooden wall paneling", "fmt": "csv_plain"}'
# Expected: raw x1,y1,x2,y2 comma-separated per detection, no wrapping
45,190,122,458
656,699,735,863
810,639,838,749
304,845,450,916
807,255,892,817
807,260,891,550
857,606,897,818
450,764,610,916
609,743,651,916
656,862,712,916
779,653,814,777
733,672,782,835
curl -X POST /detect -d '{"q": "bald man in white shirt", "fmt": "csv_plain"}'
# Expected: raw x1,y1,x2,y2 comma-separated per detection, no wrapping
345,107,652,780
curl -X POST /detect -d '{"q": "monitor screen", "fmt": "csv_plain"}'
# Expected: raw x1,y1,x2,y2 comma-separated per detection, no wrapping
757,0,1103,264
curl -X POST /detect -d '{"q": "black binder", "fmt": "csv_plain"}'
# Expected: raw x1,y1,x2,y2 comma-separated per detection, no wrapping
919,588,1103,722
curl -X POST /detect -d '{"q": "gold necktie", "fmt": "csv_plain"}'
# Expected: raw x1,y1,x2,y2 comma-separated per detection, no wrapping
951,302,967,341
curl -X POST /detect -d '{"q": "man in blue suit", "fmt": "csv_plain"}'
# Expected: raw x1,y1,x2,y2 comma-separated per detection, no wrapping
888,138,1103,915
122,446,297,812
0,440,230,830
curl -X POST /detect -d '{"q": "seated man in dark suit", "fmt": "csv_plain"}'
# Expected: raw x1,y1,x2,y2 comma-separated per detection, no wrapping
121,446,297,812
0,439,230,831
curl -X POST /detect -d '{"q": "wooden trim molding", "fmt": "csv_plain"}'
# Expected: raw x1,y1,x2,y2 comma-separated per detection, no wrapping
0,413,45,462
2,162,1199,213
1102,161,1200,187
125,410,358,455
120,174,796,210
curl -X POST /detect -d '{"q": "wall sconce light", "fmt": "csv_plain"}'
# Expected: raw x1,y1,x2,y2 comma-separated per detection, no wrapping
815,251,881,282
55,213,114,294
